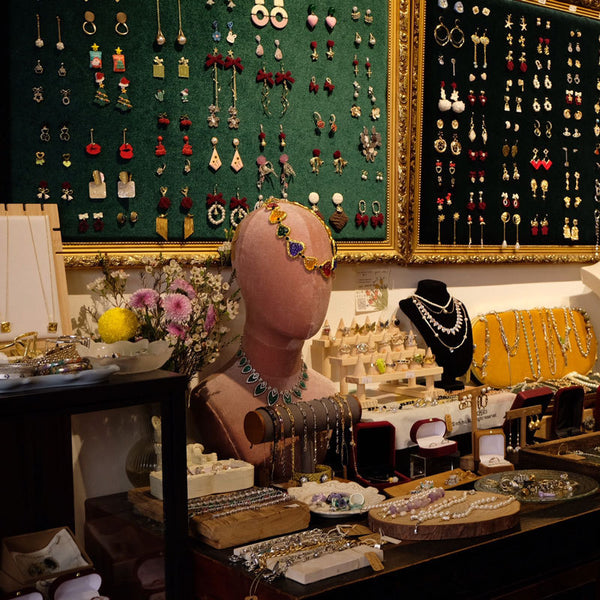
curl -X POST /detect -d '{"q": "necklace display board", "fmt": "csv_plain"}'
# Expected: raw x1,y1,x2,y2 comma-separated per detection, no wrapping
399,280,473,391
0,204,70,344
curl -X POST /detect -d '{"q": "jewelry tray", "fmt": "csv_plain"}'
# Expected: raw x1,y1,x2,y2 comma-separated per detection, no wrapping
474,469,598,503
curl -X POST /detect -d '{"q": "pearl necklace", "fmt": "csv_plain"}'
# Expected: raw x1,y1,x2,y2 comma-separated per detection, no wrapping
410,490,516,533
411,296,468,353
236,346,308,405
412,293,455,314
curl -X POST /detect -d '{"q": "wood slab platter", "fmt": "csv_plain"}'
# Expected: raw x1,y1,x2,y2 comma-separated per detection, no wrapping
368,491,520,541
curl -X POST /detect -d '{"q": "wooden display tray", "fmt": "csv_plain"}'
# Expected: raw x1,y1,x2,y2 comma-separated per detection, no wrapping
385,469,480,498
518,432,600,483
190,500,310,550
127,487,165,523
368,491,520,541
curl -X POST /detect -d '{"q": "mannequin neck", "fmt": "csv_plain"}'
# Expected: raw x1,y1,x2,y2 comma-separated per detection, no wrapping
240,328,305,383
414,280,451,304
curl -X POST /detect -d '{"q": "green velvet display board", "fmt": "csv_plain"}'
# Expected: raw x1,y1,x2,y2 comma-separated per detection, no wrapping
417,0,600,253
8,0,390,250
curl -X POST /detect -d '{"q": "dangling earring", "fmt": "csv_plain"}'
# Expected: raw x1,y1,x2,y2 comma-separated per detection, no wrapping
506,424,513,453
329,192,348,232
468,114,476,142
371,200,384,227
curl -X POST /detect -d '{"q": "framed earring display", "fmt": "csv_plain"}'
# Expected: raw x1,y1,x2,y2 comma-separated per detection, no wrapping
403,0,600,263
6,0,401,266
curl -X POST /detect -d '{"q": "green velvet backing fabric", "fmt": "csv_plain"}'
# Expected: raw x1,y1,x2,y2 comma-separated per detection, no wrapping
9,0,389,244
419,0,600,248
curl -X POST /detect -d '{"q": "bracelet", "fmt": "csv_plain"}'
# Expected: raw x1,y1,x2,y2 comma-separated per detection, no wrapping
293,463,332,484
307,402,319,469
272,406,287,479
281,403,297,478
263,407,280,483
296,402,310,454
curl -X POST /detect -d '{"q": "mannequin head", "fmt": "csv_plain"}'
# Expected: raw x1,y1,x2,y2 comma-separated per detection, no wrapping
232,199,336,341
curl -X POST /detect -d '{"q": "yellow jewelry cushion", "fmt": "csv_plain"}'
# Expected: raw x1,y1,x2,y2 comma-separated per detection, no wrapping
471,308,597,389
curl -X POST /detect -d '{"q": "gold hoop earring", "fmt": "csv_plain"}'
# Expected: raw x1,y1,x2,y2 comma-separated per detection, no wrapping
434,17,450,46
449,20,465,48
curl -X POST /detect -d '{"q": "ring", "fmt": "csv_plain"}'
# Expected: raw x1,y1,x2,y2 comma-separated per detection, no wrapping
349,493,365,510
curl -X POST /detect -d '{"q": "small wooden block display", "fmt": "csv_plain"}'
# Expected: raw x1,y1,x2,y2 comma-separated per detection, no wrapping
368,491,520,541
190,500,310,550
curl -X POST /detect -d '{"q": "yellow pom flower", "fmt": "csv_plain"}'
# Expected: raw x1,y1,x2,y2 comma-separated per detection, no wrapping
98,307,139,343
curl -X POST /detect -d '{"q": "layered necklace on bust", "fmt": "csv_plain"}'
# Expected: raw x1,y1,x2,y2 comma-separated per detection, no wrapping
236,345,308,406
410,294,469,353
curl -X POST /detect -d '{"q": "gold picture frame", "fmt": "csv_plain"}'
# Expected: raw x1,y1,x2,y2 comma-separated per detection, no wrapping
404,0,600,264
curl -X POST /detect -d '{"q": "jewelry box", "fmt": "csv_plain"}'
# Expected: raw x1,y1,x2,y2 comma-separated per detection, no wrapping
474,428,514,475
503,386,554,446
0,528,92,592
350,421,410,490
409,417,458,458
0,589,42,600
551,385,584,439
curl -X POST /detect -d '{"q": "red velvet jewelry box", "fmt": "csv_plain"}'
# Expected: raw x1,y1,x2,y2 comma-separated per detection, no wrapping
350,421,410,490
409,417,458,458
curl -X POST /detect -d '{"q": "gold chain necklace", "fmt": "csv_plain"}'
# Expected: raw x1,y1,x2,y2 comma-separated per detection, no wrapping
522,311,541,379
540,312,558,376
566,308,593,359
470,315,490,379
492,310,520,356
1,217,10,333
27,216,58,333
546,308,569,363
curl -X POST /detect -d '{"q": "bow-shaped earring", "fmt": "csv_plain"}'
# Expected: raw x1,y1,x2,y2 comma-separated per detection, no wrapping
355,199,368,228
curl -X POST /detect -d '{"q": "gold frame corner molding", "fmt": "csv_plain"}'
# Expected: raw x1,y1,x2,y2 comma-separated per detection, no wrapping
402,0,600,265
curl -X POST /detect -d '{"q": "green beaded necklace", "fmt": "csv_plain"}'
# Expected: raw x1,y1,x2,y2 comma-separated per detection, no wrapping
236,346,308,406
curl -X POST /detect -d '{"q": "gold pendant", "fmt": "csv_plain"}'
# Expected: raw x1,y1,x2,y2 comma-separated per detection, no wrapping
153,64,165,79
156,215,168,240
48,321,58,333
184,214,194,239
1,321,10,333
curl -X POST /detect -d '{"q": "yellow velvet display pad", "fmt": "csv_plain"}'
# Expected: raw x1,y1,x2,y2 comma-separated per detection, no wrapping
471,308,597,389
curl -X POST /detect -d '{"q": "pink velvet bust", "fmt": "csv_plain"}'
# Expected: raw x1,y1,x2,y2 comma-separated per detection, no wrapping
189,200,337,479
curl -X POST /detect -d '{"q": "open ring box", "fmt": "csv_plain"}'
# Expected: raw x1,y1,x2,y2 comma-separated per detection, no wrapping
409,417,458,458
474,428,514,475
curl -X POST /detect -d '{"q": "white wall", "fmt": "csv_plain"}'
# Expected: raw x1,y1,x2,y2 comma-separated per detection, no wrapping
68,260,600,535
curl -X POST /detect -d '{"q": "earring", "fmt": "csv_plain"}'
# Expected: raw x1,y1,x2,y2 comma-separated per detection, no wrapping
449,19,465,48
355,199,368,228
231,138,243,172
59,123,70,142
533,120,541,137
183,159,191,175
93,212,105,232
333,150,348,174
230,191,249,228
310,149,324,174
208,137,221,171
115,12,129,35
434,17,450,46
531,215,539,236
119,128,134,160
371,201,384,227
78,213,90,233
182,134,193,156
563,217,571,239
274,39,283,61
329,114,337,136
207,187,226,226
438,82,452,111
155,135,166,157
83,11,97,35
531,179,538,199
306,4,318,29
329,192,348,232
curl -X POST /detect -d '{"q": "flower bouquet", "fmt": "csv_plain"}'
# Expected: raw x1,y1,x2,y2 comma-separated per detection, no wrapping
82,255,240,378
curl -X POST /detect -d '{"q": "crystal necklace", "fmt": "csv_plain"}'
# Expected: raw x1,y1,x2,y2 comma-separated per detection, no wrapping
566,308,593,359
1,217,10,333
492,310,520,357
410,296,468,352
235,346,308,405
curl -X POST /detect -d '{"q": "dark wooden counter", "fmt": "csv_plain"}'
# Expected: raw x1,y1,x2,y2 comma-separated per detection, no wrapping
191,491,600,600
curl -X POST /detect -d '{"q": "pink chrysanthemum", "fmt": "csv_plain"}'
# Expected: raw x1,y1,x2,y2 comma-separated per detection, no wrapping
162,293,192,322
129,288,160,309
204,303,217,332
169,278,196,299
166,322,188,339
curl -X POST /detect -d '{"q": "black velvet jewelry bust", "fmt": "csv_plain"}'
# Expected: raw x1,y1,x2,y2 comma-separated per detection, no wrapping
399,279,473,391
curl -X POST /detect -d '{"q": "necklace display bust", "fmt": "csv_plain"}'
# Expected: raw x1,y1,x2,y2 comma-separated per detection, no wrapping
189,200,337,481
399,279,473,391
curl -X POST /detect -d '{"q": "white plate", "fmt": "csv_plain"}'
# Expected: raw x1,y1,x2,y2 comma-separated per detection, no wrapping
0,364,120,393
287,480,385,518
